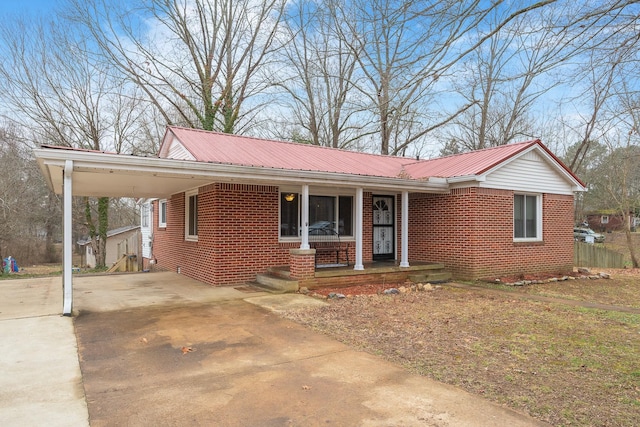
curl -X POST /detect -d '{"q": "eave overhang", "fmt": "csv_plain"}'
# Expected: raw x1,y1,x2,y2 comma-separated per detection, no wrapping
34,147,450,198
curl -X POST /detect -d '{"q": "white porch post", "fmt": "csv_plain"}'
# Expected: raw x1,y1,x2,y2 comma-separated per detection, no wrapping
62,160,74,316
400,190,410,268
300,184,310,250
354,187,364,270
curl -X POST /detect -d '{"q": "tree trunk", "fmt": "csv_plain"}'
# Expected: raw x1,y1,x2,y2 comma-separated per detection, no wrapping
97,197,109,268
624,224,639,268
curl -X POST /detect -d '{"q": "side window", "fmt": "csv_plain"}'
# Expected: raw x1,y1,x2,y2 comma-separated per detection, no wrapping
159,200,167,228
185,190,198,241
514,194,541,241
141,203,149,228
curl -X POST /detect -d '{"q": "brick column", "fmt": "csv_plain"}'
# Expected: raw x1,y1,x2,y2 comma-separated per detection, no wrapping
289,249,316,281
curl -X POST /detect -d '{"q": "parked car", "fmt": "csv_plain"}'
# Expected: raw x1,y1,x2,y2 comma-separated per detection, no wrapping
573,227,605,243
309,221,337,235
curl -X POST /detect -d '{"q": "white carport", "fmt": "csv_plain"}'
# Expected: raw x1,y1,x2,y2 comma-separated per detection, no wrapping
35,145,448,315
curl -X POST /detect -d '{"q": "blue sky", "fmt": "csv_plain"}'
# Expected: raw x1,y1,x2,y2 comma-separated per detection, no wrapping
0,0,59,16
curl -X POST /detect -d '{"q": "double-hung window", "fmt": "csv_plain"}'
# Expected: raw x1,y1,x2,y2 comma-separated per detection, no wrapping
280,192,353,239
514,194,541,241
185,190,198,241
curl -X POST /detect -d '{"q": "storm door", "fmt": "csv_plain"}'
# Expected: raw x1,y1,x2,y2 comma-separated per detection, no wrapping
372,196,394,260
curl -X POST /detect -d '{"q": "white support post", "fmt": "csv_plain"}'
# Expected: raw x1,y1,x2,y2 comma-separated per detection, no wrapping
63,160,74,316
300,184,310,250
354,187,364,270
400,190,410,268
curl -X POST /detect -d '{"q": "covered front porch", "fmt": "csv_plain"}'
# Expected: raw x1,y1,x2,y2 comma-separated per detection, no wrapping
254,260,452,293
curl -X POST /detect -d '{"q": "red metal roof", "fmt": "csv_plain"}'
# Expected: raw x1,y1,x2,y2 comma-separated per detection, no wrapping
402,140,539,178
166,127,414,178
162,127,584,185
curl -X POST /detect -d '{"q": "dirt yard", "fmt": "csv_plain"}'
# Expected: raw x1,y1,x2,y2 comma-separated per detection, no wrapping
282,271,640,427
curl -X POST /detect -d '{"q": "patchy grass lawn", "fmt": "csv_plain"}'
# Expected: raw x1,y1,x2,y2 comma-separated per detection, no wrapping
475,272,640,309
283,275,640,427
0,263,62,279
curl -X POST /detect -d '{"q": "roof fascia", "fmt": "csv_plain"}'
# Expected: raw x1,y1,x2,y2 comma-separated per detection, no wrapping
34,147,450,194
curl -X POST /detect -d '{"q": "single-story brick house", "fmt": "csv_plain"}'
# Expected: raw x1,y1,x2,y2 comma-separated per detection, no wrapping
35,126,585,313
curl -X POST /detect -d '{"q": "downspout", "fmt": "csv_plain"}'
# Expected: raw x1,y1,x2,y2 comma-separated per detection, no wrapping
63,160,73,316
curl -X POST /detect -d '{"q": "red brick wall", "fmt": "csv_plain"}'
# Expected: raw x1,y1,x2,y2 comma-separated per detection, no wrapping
153,184,296,286
409,188,574,280
153,183,574,285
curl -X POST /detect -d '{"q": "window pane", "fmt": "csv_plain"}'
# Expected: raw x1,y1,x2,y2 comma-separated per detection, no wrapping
141,204,149,227
525,195,537,238
280,193,299,237
160,201,167,225
310,196,335,234
514,194,524,238
339,196,353,235
188,195,198,236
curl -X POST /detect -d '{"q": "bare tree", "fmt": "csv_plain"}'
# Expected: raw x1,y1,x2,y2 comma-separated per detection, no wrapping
558,0,640,171
447,3,589,152
0,16,146,267
331,0,556,155
275,0,369,149
0,125,61,267
597,137,640,268
70,0,287,134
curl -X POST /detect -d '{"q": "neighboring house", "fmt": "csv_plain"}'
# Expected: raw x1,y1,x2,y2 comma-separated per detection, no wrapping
78,225,141,268
35,126,586,291
584,211,638,233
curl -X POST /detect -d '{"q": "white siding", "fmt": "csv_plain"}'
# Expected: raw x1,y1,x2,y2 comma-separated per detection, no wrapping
166,140,195,160
481,148,575,195
141,202,153,259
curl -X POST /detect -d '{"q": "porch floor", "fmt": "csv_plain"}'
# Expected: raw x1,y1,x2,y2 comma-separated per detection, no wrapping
257,261,451,293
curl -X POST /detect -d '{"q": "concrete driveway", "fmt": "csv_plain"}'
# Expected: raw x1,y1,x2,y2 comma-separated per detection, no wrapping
1,272,549,426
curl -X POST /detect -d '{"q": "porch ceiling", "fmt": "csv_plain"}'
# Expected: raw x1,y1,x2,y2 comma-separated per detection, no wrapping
34,146,449,198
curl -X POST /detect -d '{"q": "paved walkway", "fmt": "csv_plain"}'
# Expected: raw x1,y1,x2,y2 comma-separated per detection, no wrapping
0,277,89,427
1,272,550,426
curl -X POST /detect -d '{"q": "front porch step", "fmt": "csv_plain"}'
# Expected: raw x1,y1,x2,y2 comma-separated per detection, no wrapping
254,273,299,293
408,271,452,284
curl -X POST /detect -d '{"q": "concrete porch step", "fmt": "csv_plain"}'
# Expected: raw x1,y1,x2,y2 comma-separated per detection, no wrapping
408,271,452,284
265,266,292,280
254,273,299,294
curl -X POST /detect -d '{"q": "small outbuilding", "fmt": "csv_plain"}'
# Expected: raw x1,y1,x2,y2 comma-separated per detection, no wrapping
78,225,140,269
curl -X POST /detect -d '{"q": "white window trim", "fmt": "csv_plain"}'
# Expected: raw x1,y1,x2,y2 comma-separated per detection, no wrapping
158,199,167,228
278,191,356,242
513,193,543,243
601,215,609,224
185,189,198,242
